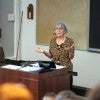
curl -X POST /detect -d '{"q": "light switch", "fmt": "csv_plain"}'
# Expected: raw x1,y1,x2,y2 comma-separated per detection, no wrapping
8,14,15,22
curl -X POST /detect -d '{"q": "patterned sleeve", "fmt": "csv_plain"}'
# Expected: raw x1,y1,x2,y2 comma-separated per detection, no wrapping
70,38,74,46
49,38,54,58
69,38,75,59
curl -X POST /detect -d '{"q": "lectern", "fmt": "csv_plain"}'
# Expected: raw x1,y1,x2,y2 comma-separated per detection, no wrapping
0,68,70,100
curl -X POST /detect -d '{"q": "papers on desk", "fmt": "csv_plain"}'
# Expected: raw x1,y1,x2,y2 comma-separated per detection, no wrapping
30,63,39,67
19,66,41,72
1,64,21,70
1,63,42,72
55,65,65,69
19,63,41,72
1,63,64,72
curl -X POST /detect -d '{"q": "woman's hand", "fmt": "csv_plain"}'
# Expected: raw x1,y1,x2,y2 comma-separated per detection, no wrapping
65,44,75,59
36,47,44,53
67,44,74,51
36,47,52,58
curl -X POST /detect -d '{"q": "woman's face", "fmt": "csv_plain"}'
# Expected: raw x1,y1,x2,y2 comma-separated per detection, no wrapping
54,27,65,37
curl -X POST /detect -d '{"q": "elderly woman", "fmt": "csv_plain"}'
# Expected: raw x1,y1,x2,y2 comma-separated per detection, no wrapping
36,22,74,71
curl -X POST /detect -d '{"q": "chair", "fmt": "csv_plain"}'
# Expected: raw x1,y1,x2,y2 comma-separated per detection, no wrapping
0,47,27,66
0,47,6,66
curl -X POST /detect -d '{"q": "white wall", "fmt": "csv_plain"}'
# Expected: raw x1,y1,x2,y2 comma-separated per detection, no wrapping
18,0,37,60
73,50,100,88
13,0,100,88
0,0,14,57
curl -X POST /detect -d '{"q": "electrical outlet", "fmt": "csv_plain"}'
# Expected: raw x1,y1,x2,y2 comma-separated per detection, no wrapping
8,14,15,22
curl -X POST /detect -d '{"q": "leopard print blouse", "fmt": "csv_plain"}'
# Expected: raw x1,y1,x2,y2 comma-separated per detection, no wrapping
49,37,74,71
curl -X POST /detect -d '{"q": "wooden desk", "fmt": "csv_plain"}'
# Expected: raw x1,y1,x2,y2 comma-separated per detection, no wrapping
0,68,70,100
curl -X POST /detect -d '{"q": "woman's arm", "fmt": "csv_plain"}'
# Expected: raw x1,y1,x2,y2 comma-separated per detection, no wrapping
68,44,75,59
36,48,52,58
65,44,75,59
43,50,52,58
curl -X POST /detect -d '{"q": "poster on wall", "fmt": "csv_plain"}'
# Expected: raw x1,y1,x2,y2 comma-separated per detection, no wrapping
36,0,89,50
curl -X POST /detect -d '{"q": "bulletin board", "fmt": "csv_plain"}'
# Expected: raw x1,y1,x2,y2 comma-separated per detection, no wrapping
36,0,89,50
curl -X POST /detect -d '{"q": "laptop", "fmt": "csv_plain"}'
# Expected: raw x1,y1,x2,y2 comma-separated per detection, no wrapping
38,61,56,69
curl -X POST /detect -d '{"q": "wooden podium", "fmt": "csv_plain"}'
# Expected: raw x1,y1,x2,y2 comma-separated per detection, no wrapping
0,68,70,100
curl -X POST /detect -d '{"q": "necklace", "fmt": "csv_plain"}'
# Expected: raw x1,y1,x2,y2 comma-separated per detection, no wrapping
56,36,66,45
